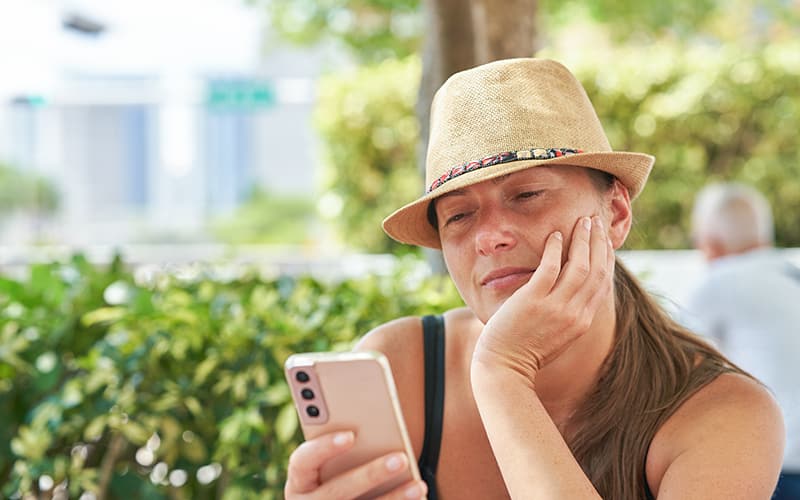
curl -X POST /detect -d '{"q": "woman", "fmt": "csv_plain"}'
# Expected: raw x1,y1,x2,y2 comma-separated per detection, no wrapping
284,58,784,499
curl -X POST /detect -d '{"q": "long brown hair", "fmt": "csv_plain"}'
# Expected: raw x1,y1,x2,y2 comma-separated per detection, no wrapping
568,262,743,498
566,170,749,498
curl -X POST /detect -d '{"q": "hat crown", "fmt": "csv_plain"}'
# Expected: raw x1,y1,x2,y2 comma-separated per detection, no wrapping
425,58,612,187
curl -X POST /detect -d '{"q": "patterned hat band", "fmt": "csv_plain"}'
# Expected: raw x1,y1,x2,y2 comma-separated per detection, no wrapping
427,147,584,193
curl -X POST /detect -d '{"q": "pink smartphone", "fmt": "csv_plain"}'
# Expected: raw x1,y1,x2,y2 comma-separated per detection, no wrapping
285,351,421,499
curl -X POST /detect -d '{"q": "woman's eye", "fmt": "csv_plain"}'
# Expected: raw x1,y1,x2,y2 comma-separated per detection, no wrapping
444,213,467,226
515,190,542,200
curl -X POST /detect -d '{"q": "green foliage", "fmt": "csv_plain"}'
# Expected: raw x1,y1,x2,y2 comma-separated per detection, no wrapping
546,39,800,248
315,41,800,251
259,0,799,63
315,56,422,253
542,0,718,40
210,189,317,245
0,255,463,498
0,163,59,215
256,0,421,63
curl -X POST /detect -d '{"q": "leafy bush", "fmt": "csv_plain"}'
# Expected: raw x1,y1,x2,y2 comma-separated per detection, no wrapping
551,39,800,249
315,57,422,254
0,256,463,498
315,41,800,251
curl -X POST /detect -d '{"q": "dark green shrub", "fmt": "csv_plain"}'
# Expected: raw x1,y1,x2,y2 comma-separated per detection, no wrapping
0,256,463,498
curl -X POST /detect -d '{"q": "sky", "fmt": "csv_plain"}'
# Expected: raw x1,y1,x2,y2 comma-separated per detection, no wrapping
0,0,264,100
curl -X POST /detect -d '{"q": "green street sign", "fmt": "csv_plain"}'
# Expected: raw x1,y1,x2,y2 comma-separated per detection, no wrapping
206,80,276,110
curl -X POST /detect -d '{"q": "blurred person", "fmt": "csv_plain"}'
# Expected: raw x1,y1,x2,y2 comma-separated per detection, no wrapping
284,58,784,499
685,182,800,499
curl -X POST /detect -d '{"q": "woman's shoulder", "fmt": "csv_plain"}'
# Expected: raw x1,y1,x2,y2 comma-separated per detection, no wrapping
356,315,425,352
355,315,428,393
354,307,478,359
646,372,784,496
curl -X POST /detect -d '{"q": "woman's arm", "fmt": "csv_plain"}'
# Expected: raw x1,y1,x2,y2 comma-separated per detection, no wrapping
470,365,601,498
469,216,613,497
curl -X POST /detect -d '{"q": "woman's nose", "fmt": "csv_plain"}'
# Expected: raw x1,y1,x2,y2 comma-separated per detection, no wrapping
474,214,517,256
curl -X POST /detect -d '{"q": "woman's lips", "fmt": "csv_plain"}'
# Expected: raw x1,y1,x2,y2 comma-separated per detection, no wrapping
480,267,535,290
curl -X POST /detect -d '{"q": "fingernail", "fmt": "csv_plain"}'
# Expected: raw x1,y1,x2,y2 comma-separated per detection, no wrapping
553,231,563,241
385,453,406,471
333,432,354,447
582,217,592,231
405,484,423,498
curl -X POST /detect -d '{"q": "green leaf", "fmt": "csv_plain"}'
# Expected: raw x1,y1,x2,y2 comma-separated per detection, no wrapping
193,357,218,386
84,415,108,441
120,421,150,445
274,404,299,444
81,307,126,327
11,425,51,460
263,383,291,407
184,397,203,417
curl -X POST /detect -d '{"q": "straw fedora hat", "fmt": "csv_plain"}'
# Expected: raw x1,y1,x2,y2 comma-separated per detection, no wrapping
382,57,655,249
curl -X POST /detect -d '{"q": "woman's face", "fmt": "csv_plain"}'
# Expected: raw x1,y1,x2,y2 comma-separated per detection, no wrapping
434,165,613,323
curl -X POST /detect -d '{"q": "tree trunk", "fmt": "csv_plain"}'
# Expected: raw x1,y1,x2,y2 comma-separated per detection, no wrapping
418,0,539,272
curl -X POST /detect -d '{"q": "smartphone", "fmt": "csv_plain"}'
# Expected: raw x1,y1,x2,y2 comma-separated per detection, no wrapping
285,351,421,499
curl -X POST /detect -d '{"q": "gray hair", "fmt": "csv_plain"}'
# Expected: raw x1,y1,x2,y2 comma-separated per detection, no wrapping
691,182,774,252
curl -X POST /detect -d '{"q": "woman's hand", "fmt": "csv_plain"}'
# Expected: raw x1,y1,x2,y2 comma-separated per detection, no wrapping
472,215,615,381
284,431,428,500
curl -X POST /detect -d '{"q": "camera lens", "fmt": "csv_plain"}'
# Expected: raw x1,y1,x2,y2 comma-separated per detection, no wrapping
301,388,314,400
295,371,310,383
306,405,320,417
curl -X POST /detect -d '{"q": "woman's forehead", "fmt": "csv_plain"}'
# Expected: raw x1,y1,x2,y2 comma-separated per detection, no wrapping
483,165,587,188
435,165,589,204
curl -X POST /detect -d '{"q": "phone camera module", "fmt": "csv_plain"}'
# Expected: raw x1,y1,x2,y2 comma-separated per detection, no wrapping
295,371,310,383
301,388,314,400
306,405,320,417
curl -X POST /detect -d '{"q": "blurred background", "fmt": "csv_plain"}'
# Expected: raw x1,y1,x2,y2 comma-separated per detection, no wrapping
1,0,331,254
1,0,799,498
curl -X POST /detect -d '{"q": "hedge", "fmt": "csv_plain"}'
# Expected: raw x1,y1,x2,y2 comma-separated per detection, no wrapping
0,255,463,498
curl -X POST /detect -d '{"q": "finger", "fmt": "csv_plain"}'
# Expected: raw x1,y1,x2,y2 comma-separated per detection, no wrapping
320,452,411,500
571,217,613,312
285,431,355,495
375,479,428,500
553,216,593,299
573,216,610,301
526,230,563,295
594,236,617,306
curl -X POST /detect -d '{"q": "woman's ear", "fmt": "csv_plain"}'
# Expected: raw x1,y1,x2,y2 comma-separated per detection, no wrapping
606,178,632,249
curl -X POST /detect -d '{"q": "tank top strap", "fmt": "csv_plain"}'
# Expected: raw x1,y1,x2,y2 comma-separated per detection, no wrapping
418,314,445,500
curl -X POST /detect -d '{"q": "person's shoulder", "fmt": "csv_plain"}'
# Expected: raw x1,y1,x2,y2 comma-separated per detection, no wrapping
443,306,478,324
355,315,426,374
356,315,424,348
646,372,784,497
667,372,783,437
355,307,478,359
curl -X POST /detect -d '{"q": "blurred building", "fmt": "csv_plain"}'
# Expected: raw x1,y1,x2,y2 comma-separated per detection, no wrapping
0,0,328,246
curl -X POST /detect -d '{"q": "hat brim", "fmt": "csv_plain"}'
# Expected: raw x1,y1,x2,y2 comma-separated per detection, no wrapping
382,151,655,249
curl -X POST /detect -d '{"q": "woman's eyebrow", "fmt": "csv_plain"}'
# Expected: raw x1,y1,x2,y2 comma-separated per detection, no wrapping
437,189,467,202
492,174,512,185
